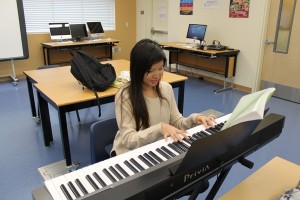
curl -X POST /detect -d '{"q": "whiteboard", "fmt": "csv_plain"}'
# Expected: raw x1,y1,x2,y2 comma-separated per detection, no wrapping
0,0,29,61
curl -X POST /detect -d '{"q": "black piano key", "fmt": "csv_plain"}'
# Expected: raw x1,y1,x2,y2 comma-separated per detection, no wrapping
109,166,124,180
176,141,189,151
156,148,171,159
168,143,183,154
161,146,176,157
115,164,130,178
202,130,211,136
183,137,193,145
197,131,206,137
67,181,81,198
75,179,88,195
188,136,197,142
92,172,107,187
205,128,216,134
103,168,118,183
144,152,159,165
173,142,187,152
124,160,139,173
129,158,145,171
192,133,201,140
149,151,163,163
60,184,73,200
86,175,99,190
138,155,153,167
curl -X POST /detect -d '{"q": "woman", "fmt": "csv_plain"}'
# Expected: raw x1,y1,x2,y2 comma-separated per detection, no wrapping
111,38,216,156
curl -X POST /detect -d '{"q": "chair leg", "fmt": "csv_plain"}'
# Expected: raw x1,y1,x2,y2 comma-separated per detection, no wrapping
75,110,81,123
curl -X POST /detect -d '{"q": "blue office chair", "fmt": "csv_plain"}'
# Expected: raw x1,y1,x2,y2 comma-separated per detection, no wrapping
36,65,81,123
90,117,118,164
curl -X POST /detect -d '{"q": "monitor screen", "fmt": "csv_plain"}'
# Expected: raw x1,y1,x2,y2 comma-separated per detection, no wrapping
186,24,207,41
70,24,88,41
49,23,72,40
86,22,105,38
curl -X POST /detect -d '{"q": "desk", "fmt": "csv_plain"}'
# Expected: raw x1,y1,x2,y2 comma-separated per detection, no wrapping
220,157,300,200
24,60,187,166
42,38,120,65
160,42,240,93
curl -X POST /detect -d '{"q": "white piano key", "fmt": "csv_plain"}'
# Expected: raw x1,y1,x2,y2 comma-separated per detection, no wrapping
45,178,66,200
92,159,116,186
73,169,95,194
64,172,84,197
57,176,76,200
103,151,136,176
50,177,71,200
80,166,104,189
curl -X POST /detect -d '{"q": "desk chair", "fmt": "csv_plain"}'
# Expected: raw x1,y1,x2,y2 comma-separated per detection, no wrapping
36,65,81,123
90,117,118,163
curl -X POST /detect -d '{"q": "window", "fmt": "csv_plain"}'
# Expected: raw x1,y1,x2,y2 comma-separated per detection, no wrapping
23,0,115,33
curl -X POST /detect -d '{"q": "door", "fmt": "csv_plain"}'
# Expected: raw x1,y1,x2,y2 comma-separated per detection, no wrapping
260,0,300,103
151,0,169,42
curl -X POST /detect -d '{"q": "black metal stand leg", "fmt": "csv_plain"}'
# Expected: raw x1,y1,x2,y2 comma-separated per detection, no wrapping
205,167,232,200
38,92,53,146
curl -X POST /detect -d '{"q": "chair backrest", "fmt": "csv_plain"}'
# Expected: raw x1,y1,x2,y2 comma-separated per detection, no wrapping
90,117,118,164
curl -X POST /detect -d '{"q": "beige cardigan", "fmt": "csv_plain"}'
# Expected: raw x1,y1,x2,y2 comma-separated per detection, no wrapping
111,81,199,155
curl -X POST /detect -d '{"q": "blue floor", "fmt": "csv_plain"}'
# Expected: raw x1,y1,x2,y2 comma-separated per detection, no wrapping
0,77,299,200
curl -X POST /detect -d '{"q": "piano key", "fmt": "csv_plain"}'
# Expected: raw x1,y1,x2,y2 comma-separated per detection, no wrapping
143,152,159,165
81,166,104,189
67,181,81,198
92,160,115,186
55,176,76,200
130,158,145,171
124,160,139,173
108,166,124,180
168,143,183,154
75,179,88,195
64,172,85,197
161,146,177,157
92,172,107,187
103,168,118,183
148,151,164,163
45,178,67,200
60,184,73,200
115,164,130,178
174,141,188,151
72,169,95,194
200,130,210,136
138,155,153,167
156,148,171,159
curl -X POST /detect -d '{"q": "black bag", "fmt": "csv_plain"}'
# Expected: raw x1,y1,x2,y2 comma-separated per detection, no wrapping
70,50,116,117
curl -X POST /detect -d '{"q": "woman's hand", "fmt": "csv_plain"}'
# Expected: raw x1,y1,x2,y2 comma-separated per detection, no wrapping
161,122,189,142
196,114,217,128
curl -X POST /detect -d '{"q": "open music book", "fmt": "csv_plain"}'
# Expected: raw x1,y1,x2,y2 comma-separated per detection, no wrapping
221,87,276,130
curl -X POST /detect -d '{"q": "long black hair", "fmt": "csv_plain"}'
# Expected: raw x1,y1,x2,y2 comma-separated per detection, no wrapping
121,39,167,130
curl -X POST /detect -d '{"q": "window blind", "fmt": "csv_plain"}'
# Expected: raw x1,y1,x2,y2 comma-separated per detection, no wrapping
23,0,115,33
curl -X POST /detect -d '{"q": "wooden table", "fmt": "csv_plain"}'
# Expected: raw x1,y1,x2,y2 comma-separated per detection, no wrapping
42,38,120,65
219,156,300,200
24,59,188,166
160,42,240,93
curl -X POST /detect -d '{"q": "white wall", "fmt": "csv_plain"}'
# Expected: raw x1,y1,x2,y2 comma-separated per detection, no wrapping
137,0,271,91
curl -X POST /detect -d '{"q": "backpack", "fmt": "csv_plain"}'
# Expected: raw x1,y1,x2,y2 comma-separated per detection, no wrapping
70,50,116,117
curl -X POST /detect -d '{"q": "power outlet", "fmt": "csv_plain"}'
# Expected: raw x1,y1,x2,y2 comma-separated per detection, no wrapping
113,47,121,53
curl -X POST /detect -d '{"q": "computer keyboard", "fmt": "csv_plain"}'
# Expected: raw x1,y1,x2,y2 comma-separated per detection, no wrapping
206,45,227,51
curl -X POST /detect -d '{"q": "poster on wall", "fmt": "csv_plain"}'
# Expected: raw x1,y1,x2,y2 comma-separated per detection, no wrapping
204,0,219,9
229,0,250,18
180,0,193,15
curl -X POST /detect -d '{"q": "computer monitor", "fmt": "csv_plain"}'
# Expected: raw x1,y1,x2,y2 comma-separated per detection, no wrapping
49,23,72,41
86,22,105,39
186,24,207,42
70,24,88,41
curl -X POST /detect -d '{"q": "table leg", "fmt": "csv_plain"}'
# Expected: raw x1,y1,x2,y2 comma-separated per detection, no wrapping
177,81,185,114
58,108,72,166
38,92,53,146
26,76,37,118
